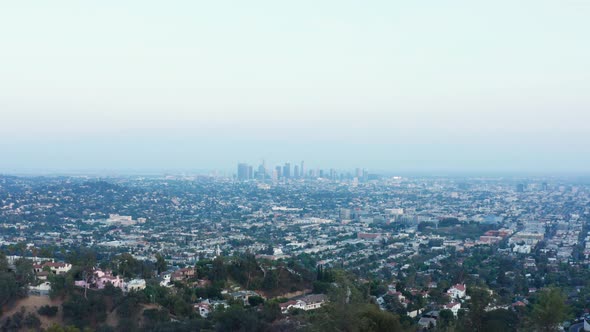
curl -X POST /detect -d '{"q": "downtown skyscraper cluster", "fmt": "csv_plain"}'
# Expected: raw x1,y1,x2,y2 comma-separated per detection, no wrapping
236,161,374,183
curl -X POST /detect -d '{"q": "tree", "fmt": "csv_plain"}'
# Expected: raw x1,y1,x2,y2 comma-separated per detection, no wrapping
466,287,491,332
24,312,41,329
438,309,455,331
14,258,35,289
530,288,569,332
0,252,9,271
155,253,167,275
213,307,260,332
0,271,19,307
248,296,265,307
210,256,227,282
38,305,59,317
357,305,402,332
483,309,519,332
261,301,282,323
114,253,140,278
262,270,278,291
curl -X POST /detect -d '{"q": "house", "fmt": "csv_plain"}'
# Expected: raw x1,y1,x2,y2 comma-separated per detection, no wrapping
33,261,72,275
230,290,262,305
513,244,532,254
74,269,124,290
29,282,51,296
387,290,406,303
196,299,228,316
418,311,439,328
280,294,328,313
279,300,299,313
195,302,211,318
357,233,382,242
36,270,51,281
512,301,526,308
172,267,196,282
159,273,172,287
444,302,461,316
299,294,328,310
447,284,466,299
125,279,146,292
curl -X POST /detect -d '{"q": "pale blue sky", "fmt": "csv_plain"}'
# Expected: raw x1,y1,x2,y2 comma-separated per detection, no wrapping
0,1,589,174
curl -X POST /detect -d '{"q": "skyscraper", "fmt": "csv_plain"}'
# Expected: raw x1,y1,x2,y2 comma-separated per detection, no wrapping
294,165,300,178
283,163,291,179
257,163,266,181
300,161,305,179
237,163,250,181
275,166,282,180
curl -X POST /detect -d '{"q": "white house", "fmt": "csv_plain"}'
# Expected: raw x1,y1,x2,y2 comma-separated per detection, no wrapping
447,284,466,299
33,261,72,275
195,303,211,318
513,244,532,254
279,294,328,313
29,282,52,296
444,302,461,316
159,273,172,287
125,279,146,292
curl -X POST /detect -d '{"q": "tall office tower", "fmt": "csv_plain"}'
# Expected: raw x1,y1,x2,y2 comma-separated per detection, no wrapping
355,168,362,178
275,166,282,179
271,168,278,182
294,165,300,178
248,166,253,180
319,169,324,178
283,163,291,178
237,163,250,181
362,169,368,182
257,164,266,180
300,161,305,179
330,168,336,181
516,183,525,193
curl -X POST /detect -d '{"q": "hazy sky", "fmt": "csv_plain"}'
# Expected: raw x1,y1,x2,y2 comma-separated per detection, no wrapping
1,1,589,174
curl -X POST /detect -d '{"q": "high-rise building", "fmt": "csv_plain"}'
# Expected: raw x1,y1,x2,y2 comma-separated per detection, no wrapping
294,165,300,178
355,168,362,178
275,166,282,180
300,161,305,179
362,169,368,182
283,163,291,178
237,163,250,181
257,164,266,181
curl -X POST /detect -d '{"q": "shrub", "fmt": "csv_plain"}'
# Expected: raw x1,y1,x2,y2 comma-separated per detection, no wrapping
38,305,59,317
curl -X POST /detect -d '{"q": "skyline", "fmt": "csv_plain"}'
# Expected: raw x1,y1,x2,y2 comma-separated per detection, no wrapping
1,1,589,173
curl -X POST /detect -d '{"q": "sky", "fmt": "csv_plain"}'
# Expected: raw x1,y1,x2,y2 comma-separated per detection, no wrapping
0,1,589,174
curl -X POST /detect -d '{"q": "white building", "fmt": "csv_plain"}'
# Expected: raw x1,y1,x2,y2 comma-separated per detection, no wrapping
33,261,72,275
125,279,146,292
447,284,466,299
195,303,211,318
444,302,461,316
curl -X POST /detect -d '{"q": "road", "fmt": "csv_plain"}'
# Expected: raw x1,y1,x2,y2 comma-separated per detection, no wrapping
569,322,586,332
